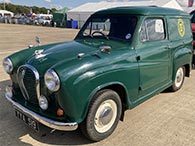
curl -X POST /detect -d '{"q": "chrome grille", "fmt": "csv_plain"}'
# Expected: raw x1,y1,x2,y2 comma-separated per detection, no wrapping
17,65,40,104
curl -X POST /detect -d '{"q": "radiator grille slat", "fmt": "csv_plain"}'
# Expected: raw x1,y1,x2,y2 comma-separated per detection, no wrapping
17,65,39,104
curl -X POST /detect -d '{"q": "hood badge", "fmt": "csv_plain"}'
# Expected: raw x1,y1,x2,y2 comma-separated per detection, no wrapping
35,49,44,55
35,49,45,59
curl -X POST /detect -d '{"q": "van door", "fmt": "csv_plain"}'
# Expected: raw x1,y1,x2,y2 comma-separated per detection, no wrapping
136,18,171,100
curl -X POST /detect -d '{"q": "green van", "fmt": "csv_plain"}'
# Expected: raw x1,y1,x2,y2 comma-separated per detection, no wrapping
3,6,193,141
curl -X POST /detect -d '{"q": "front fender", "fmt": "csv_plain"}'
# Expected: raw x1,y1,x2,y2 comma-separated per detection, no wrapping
56,58,139,123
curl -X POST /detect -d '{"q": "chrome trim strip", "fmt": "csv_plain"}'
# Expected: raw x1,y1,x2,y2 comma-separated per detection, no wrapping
20,71,30,100
17,64,40,101
17,66,29,100
5,95,78,131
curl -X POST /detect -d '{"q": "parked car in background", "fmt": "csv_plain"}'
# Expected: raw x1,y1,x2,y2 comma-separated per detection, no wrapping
11,17,18,24
17,17,29,25
35,14,52,26
3,6,193,142
0,16,11,23
0,16,4,23
33,17,41,25
40,16,52,26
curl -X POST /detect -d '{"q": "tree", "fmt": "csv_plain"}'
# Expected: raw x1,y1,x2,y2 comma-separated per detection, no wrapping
0,3,57,15
6,4,16,13
50,8,57,14
0,4,4,10
39,7,47,14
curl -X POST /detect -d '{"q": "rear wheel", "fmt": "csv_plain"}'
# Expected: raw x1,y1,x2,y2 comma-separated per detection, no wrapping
169,66,185,91
80,89,122,141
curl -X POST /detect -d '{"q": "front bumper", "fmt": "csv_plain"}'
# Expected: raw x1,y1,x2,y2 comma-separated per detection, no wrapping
5,94,78,131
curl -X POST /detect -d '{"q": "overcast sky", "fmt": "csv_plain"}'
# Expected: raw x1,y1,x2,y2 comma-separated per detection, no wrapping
1,0,104,9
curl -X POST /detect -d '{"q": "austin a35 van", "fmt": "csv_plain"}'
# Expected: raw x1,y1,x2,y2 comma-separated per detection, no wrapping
3,6,193,141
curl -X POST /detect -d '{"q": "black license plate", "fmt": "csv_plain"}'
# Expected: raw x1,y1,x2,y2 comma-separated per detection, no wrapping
15,109,39,132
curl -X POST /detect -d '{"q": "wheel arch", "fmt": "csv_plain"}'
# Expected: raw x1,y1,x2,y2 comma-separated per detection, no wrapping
173,63,191,79
101,84,128,109
184,64,190,77
86,82,129,122
173,47,192,78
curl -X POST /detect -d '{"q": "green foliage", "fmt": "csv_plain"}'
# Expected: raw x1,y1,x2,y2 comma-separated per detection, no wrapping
51,8,57,14
0,4,3,10
0,3,57,15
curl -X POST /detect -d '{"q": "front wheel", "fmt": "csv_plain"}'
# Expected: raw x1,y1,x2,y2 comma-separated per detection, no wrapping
169,66,185,92
80,89,122,141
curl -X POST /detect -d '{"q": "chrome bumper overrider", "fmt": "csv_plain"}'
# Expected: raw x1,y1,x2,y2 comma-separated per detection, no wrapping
5,95,78,131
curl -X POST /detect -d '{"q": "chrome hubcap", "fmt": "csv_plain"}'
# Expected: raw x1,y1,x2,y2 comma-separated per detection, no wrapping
99,106,113,125
175,67,184,88
94,99,117,133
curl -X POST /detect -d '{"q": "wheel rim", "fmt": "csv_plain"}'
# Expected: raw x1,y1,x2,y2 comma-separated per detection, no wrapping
94,99,117,133
175,67,184,88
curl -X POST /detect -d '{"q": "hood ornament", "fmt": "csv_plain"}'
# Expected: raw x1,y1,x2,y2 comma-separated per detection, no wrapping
28,36,41,48
36,36,41,46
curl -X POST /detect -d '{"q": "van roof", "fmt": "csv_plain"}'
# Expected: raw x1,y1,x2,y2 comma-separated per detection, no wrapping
93,6,189,17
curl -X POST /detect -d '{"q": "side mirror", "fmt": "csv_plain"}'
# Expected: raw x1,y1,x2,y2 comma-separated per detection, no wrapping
100,46,112,54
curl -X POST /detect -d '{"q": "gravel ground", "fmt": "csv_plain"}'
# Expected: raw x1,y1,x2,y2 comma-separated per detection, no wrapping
0,23,195,146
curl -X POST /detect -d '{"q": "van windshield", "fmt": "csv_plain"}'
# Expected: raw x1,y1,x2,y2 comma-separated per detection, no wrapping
78,15,137,41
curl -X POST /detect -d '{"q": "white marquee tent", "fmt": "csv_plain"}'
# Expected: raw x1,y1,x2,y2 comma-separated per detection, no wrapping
67,0,184,28
0,10,14,17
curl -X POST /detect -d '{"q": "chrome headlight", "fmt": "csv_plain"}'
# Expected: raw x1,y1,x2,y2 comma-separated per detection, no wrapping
3,57,13,74
44,69,60,92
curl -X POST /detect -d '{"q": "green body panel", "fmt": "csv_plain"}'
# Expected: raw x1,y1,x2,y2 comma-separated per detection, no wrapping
6,6,193,123
54,43,139,122
9,43,62,85
94,6,189,16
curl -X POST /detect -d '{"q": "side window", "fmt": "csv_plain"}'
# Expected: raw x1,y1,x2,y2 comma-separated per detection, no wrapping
140,18,165,42
83,21,92,36
83,19,111,36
